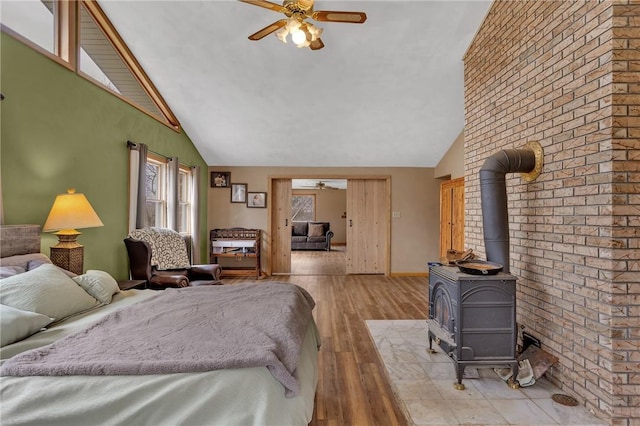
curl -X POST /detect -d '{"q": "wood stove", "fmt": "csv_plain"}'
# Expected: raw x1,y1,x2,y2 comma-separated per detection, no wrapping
427,264,519,390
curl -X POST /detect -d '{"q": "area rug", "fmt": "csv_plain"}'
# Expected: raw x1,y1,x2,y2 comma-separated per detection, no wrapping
365,320,606,426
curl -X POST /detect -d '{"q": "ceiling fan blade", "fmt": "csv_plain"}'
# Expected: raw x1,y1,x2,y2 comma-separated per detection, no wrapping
312,10,367,24
248,19,288,41
239,0,286,14
309,38,324,50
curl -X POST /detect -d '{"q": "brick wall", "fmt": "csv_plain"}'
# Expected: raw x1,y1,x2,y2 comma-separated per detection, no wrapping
463,1,639,424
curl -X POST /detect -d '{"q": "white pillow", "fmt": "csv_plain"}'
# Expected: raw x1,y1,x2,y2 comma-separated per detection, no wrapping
1,304,54,347
0,264,99,320
73,270,120,304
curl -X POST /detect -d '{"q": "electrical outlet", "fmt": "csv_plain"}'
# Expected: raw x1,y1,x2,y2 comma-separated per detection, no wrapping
392,211,400,218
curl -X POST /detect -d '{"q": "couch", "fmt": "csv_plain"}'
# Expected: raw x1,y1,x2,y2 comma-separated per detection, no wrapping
291,221,334,251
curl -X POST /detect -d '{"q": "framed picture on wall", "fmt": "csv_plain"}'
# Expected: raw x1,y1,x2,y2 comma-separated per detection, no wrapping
231,183,247,203
247,192,267,208
211,171,231,188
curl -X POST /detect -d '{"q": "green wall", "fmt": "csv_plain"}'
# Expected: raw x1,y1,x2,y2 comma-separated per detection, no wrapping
0,33,209,280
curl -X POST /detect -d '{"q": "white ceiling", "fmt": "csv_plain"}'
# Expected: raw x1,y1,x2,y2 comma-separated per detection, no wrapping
99,0,491,167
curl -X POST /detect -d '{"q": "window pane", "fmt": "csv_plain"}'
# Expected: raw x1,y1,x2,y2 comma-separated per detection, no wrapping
1,0,56,54
145,158,165,227
178,172,188,202
145,201,164,227
145,163,160,200
292,195,315,221
79,4,165,118
178,204,189,233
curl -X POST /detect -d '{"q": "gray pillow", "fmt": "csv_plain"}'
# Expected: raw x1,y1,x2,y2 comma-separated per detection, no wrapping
0,253,51,269
308,223,325,238
0,266,26,279
291,222,308,236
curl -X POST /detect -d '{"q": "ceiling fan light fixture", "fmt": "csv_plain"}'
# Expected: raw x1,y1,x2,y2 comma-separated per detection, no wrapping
308,24,322,39
275,27,289,42
291,27,308,45
276,17,321,48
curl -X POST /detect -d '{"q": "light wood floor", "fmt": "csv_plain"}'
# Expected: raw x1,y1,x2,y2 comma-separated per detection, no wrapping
225,272,429,426
291,246,346,275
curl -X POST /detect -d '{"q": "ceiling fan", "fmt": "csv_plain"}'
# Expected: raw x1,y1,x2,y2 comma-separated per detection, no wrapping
239,0,367,50
302,180,340,190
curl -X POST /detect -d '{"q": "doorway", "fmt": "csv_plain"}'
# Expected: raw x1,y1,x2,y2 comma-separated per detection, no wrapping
439,177,465,259
269,175,390,276
291,178,347,275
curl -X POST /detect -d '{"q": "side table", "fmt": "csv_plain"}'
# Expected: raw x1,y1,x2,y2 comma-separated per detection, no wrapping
117,279,146,290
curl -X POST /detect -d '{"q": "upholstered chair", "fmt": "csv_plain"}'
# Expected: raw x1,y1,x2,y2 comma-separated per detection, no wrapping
124,229,222,289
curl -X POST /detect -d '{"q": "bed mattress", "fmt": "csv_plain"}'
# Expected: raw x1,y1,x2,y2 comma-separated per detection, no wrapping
0,289,319,426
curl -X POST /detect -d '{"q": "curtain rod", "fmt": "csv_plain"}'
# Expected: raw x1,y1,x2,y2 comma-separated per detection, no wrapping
127,140,197,169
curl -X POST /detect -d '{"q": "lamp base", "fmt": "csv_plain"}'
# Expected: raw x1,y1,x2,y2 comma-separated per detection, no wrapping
50,230,84,275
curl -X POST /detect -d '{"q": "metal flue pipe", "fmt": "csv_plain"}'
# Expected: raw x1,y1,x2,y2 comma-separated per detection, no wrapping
479,144,542,273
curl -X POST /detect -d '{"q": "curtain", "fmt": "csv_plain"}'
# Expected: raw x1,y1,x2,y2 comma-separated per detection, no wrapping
127,141,148,231
167,157,179,231
190,166,201,264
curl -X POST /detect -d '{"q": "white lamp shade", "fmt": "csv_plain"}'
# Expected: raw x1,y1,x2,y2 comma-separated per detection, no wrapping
43,189,104,232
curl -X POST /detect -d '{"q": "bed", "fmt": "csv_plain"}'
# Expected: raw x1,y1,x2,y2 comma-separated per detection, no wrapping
0,225,319,426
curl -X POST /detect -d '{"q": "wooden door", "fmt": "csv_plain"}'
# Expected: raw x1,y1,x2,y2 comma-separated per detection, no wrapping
271,178,292,274
346,179,388,274
439,177,465,259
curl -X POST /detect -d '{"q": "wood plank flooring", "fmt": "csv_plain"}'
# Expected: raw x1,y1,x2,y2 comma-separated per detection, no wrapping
290,246,347,275
225,271,429,426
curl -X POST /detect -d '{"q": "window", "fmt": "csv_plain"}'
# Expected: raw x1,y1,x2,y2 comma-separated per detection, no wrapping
142,155,193,234
0,0,56,55
292,195,315,222
145,157,167,228
1,0,179,129
78,3,166,119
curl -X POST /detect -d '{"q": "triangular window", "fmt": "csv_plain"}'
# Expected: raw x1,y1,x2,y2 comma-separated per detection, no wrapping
79,2,177,127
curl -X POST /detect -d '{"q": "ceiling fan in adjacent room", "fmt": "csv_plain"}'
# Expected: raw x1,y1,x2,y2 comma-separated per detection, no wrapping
304,180,340,190
239,0,367,50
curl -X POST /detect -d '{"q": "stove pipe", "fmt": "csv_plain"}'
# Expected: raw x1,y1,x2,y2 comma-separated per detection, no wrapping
479,148,537,274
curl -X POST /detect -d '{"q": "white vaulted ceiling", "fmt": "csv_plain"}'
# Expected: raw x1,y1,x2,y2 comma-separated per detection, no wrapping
98,0,491,167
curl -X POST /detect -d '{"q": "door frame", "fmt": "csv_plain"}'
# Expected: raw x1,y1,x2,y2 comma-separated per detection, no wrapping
267,174,391,276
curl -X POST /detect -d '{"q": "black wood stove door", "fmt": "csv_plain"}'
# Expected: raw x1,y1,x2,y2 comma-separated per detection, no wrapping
430,282,455,339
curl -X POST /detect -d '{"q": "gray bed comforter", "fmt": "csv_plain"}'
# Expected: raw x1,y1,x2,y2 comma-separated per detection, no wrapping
1,282,315,397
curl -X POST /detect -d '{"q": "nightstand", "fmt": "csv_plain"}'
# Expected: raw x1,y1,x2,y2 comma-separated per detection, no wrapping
117,279,146,290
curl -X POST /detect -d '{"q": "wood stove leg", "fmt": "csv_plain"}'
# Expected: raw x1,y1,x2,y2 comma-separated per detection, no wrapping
453,365,466,390
428,331,436,354
507,361,520,389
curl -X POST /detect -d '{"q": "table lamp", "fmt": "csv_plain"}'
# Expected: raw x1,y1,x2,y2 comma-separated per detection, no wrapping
43,188,104,274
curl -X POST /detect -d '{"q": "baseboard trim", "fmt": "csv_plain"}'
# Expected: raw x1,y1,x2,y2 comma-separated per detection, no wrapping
390,272,428,277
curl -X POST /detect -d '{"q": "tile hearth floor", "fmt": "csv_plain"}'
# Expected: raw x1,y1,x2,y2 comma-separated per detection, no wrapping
366,320,607,426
